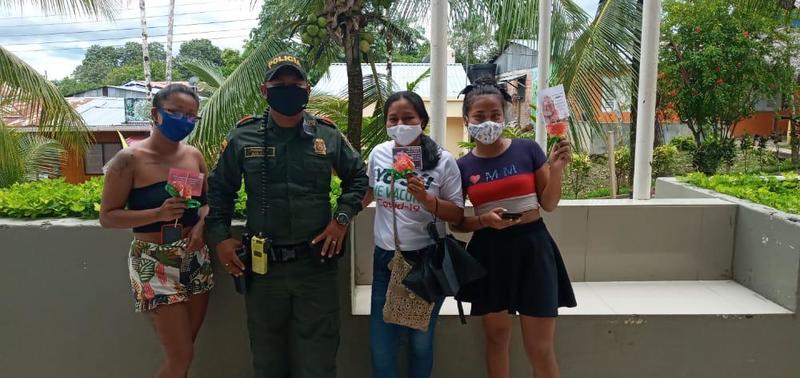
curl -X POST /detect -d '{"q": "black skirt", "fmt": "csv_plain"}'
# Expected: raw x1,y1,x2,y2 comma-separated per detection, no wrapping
456,219,577,317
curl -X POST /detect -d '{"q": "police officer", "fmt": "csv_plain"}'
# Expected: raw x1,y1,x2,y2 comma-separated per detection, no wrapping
205,53,368,378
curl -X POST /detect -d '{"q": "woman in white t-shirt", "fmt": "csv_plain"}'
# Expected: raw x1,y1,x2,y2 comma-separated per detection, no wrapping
362,91,465,378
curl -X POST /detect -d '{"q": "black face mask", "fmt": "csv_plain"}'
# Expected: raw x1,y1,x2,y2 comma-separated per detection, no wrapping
266,85,309,116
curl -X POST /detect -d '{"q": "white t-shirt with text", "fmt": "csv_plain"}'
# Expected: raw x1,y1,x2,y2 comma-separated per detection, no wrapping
367,141,464,251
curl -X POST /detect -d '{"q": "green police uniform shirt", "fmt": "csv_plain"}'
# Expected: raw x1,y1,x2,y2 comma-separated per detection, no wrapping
205,112,368,248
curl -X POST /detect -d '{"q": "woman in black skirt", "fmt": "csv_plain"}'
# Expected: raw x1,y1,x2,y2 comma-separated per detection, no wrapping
452,77,576,378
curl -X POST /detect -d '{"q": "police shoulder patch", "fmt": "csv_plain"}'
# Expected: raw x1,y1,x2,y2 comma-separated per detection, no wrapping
316,116,337,128
236,115,262,128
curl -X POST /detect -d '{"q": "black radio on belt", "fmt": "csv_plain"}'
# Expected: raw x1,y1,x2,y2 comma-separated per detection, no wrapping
233,231,253,294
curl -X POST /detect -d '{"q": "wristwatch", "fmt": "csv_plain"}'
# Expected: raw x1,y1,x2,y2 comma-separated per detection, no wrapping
335,212,350,226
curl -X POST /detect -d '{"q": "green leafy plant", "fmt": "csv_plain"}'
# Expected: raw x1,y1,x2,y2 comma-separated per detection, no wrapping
739,133,754,173
753,135,769,171
652,144,681,178
565,153,592,199
670,135,697,152
692,137,736,175
0,177,343,220
0,177,103,219
721,137,737,171
681,172,800,214
0,122,65,188
614,146,632,192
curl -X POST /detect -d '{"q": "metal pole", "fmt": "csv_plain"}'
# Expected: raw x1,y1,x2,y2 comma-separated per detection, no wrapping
430,0,448,146
535,0,552,148
632,0,661,200
608,130,617,198
165,0,175,83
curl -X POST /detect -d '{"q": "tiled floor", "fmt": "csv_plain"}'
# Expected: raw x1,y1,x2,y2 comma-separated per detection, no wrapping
352,280,792,316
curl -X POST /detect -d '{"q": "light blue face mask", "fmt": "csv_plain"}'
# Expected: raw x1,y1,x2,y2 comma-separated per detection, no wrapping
157,109,196,142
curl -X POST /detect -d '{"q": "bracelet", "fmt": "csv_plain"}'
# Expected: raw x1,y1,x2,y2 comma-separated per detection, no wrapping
477,214,485,228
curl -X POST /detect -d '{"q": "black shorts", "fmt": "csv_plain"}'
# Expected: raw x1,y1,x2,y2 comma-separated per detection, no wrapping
456,219,577,317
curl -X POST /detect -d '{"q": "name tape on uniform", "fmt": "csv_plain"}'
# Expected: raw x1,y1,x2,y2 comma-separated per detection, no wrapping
245,146,276,158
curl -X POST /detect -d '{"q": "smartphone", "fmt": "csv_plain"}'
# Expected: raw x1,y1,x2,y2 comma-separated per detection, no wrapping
501,212,523,220
160,224,183,244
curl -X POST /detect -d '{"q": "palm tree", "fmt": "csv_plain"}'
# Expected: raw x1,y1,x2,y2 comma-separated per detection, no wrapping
192,0,645,157
192,0,433,156
178,60,226,96
0,0,117,185
0,121,64,188
181,57,396,161
486,0,642,151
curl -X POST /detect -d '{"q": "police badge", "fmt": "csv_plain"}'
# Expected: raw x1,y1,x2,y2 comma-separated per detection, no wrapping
313,138,327,155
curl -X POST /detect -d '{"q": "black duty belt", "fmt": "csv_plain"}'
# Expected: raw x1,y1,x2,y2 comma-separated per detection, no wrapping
268,243,315,263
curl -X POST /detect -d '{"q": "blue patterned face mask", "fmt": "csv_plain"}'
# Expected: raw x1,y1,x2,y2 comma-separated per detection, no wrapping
157,109,196,142
467,121,504,144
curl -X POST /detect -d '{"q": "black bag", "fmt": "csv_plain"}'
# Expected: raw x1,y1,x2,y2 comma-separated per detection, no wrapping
402,199,487,323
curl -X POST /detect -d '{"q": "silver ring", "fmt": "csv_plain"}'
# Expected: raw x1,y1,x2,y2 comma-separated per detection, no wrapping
332,240,337,244
224,263,230,267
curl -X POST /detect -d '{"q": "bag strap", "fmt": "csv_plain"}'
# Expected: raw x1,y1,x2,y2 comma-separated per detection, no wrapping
433,196,439,223
391,177,401,252
457,300,467,325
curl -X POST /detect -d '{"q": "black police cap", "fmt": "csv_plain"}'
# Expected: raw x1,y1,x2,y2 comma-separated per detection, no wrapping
264,53,308,82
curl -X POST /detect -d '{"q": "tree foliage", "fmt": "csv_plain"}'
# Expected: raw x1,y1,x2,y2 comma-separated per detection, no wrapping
69,42,167,86
451,12,498,65
660,0,799,144
175,38,223,79
220,48,244,77
55,39,234,95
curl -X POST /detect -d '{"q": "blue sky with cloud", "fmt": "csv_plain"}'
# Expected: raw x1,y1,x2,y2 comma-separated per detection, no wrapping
1,0,599,80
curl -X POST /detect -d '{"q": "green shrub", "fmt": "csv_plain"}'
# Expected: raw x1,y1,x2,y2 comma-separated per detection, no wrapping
614,146,632,189
652,144,680,178
0,177,343,220
681,172,800,214
582,187,610,199
670,135,697,152
0,177,103,219
565,153,592,198
739,134,754,173
692,138,736,175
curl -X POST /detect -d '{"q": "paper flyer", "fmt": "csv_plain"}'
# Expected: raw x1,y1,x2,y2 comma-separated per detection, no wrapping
539,84,571,141
392,146,423,172
167,168,204,197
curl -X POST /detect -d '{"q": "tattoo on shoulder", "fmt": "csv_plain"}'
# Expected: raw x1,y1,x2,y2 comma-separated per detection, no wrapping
104,149,134,175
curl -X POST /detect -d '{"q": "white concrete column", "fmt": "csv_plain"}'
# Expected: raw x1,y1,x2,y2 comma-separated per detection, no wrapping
632,0,662,200
535,0,552,148
430,0,448,145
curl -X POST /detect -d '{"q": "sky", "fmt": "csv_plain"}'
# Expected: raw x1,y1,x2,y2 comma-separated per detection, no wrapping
1,0,599,81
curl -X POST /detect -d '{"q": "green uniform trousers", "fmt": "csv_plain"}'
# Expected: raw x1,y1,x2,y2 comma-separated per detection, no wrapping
245,258,339,378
